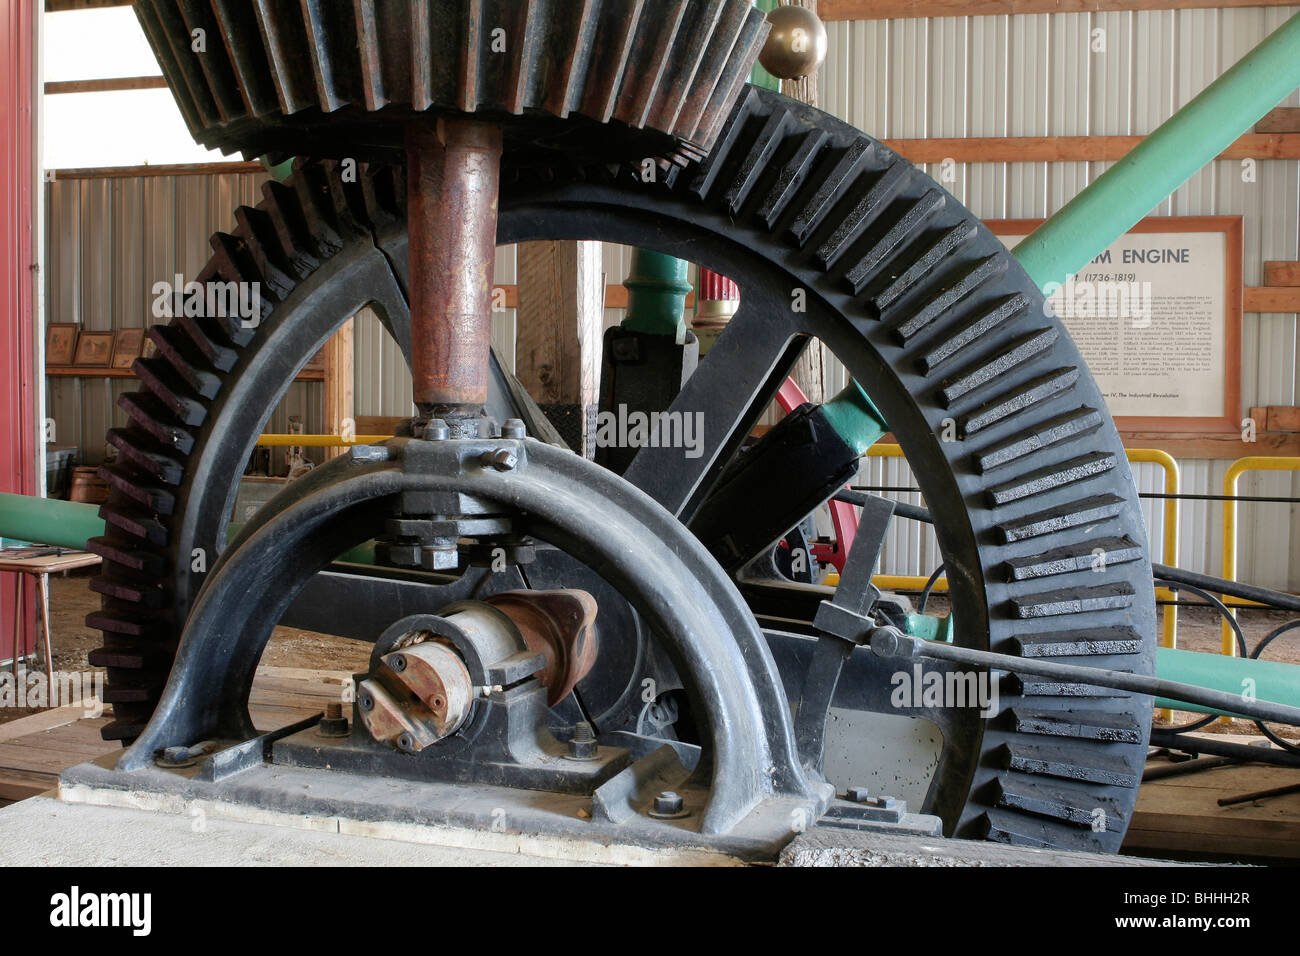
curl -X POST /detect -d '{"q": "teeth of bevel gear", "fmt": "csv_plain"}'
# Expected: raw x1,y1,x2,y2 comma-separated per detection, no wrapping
135,0,770,166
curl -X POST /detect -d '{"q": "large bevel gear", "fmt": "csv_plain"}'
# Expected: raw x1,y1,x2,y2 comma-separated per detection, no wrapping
89,85,1157,853
134,0,770,165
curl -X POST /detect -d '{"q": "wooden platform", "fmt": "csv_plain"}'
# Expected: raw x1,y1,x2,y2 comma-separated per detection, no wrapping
1125,741,1300,860
0,666,350,805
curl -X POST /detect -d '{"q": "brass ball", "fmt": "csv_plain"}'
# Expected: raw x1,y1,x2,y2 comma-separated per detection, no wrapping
758,4,828,81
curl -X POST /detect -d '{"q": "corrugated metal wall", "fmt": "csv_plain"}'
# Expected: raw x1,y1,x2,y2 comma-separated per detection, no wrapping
819,8,1300,590
44,8,1300,588
44,169,325,474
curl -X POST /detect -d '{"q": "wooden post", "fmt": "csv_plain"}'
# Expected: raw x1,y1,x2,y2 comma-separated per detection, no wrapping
514,240,603,454
321,317,354,459
781,0,826,403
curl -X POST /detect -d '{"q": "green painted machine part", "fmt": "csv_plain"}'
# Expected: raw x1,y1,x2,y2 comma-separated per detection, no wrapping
1013,11,1300,290
820,380,889,455
1154,645,1300,720
620,249,693,338
0,493,105,551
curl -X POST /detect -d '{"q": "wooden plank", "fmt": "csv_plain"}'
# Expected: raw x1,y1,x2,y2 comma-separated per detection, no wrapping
515,241,604,450
0,780,47,802
823,0,1299,20
1256,107,1300,134
48,365,325,382
1264,261,1300,286
1244,286,1300,312
1266,405,1300,432
45,0,132,11
0,700,100,742
1117,431,1300,459
353,416,403,437
45,77,168,95
50,161,266,180
257,666,352,684
322,318,354,461
883,133,1300,164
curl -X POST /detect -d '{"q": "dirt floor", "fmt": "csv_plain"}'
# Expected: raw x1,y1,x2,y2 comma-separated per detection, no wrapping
4,569,1298,745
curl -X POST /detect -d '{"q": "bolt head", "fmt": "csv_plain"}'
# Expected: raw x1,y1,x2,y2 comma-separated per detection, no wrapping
501,419,526,439
424,419,450,441
652,791,684,816
845,786,871,804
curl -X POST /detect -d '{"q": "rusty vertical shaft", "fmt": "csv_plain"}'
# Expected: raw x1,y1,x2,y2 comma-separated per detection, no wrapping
406,117,503,420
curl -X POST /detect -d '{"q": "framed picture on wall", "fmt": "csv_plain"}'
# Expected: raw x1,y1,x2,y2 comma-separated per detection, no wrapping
110,328,146,369
72,331,114,367
46,323,79,365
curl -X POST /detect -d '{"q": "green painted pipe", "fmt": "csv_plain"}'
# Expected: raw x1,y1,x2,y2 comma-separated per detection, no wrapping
820,380,888,455
1013,11,1300,290
1154,645,1300,719
0,493,105,550
621,249,693,337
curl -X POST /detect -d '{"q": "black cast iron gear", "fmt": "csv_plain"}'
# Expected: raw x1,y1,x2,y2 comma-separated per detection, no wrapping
133,0,770,166
88,86,1156,853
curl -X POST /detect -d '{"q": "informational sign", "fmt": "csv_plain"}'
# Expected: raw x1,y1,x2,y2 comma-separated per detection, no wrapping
990,217,1242,433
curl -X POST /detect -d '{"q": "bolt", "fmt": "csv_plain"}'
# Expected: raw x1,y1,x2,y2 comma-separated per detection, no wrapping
420,545,459,571
397,732,414,752
876,795,901,812
348,444,389,462
480,448,518,471
390,653,407,672
653,791,684,816
845,786,871,804
358,694,374,712
501,418,526,439
566,721,598,760
424,418,450,441
317,700,350,738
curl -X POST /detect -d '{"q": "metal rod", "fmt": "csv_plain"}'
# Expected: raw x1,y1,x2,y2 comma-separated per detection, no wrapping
1143,755,1240,782
870,628,1300,728
1217,781,1300,806
1154,562,1300,614
406,117,503,421
1149,730,1300,768
1012,12,1300,288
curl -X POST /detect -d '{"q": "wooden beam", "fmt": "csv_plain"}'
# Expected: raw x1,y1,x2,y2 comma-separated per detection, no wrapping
1118,431,1300,459
883,133,1300,164
45,0,132,11
514,241,604,452
822,0,1300,20
1264,261,1300,286
1244,286,1300,313
321,319,354,460
50,161,265,180
1255,107,1300,134
44,76,167,95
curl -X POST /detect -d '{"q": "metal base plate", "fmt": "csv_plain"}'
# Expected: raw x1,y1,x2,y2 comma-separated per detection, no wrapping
58,753,826,865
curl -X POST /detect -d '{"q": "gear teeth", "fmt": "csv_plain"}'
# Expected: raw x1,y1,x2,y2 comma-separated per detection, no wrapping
211,0,281,117
1009,626,1144,658
1004,537,1142,582
88,570,168,609
918,294,1029,375
86,609,159,639
986,450,1115,506
1010,707,1144,744
145,1,220,129
1008,582,1136,619
815,163,911,270
756,128,827,228
692,5,768,148
687,85,760,199
579,0,645,121
844,189,946,293
234,205,302,290
116,391,196,455
940,328,1059,406
723,108,790,216
673,0,751,139
613,0,687,129
133,357,208,429
106,428,185,486
87,537,168,577
261,179,327,266
100,505,168,547
787,140,873,246
134,2,203,137
888,253,1006,339
1000,742,1140,788
646,0,725,131
99,464,177,516
997,494,1125,545
960,365,1079,437
992,776,1124,832
176,315,239,373
870,222,979,315
1009,677,1118,698
973,406,1102,473
176,0,245,122
251,0,316,114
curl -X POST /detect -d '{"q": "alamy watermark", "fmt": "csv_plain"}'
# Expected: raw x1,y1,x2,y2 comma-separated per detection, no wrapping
890,662,998,718
1042,273,1154,327
0,670,103,718
151,274,262,328
590,404,706,459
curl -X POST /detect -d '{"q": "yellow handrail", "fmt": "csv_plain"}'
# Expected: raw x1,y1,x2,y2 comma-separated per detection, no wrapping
1220,456,1300,655
256,434,393,447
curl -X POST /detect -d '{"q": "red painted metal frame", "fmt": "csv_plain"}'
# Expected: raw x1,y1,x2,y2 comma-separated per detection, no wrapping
1,0,39,665
775,377,859,573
